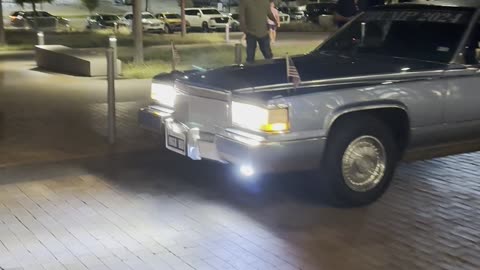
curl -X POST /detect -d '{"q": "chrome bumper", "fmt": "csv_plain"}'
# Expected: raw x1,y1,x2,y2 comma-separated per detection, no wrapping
139,106,326,174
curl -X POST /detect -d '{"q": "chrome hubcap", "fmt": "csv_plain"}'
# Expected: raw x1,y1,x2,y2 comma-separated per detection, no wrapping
341,135,387,192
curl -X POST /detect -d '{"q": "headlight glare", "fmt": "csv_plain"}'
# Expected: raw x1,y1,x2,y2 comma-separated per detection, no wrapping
231,102,289,133
151,83,176,108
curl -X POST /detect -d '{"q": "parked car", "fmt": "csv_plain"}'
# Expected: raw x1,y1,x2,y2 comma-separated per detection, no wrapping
139,1,480,206
86,14,127,30
122,12,165,32
278,7,306,21
305,1,337,24
278,11,291,24
9,11,69,30
155,12,190,33
185,8,231,32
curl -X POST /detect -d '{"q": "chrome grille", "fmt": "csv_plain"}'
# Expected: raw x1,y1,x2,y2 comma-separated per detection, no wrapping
173,82,230,134
214,17,229,23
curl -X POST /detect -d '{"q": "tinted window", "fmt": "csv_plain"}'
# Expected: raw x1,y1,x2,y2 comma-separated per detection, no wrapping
165,14,181,19
185,10,198,16
125,14,133,20
318,8,473,63
102,15,120,21
201,9,221,15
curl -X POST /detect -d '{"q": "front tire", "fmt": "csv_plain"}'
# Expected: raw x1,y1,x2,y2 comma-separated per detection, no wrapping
319,113,399,206
202,22,209,33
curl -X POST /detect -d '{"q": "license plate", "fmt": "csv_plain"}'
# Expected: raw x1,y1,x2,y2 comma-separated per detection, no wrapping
167,134,186,155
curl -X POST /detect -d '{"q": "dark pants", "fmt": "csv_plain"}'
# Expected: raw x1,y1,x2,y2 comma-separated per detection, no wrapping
246,33,273,63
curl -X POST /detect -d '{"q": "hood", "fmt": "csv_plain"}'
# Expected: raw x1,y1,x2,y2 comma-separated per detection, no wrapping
143,18,162,23
178,52,447,92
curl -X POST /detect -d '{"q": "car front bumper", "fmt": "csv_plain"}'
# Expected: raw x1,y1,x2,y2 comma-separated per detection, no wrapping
139,106,326,174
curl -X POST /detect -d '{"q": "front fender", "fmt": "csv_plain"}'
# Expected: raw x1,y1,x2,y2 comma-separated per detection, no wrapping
323,100,409,133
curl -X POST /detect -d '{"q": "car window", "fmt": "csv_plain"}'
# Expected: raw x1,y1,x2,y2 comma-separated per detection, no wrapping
125,14,133,20
463,21,480,65
318,8,473,63
201,9,221,15
102,15,119,21
185,10,198,16
165,14,181,19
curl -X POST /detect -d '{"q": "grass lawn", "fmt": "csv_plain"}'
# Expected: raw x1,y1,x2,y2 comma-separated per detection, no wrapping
1,29,225,51
121,42,318,79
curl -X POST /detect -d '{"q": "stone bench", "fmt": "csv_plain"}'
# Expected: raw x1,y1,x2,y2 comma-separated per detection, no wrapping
35,45,122,77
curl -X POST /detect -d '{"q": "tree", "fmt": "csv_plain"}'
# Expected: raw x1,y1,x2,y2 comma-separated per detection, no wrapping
81,0,99,14
0,0,6,46
15,0,53,30
177,0,192,37
133,0,143,63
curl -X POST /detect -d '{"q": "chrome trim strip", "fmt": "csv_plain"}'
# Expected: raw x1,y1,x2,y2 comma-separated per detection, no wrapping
234,70,445,93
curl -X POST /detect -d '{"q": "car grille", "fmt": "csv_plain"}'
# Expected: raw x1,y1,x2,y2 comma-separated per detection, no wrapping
151,23,160,27
214,17,229,23
173,82,230,134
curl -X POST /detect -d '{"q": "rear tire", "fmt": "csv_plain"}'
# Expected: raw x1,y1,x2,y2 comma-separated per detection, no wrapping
318,113,399,206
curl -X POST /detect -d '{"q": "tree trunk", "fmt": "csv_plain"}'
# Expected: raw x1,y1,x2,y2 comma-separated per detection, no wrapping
133,0,144,64
181,0,186,37
31,1,38,30
0,0,6,46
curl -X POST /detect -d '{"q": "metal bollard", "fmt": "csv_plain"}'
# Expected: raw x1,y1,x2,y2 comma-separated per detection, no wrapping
234,43,242,64
37,31,45,45
109,36,118,77
106,48,116,145
225,23,230,43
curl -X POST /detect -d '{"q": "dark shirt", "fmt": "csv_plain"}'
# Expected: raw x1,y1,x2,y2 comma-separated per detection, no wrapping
336,0,384,27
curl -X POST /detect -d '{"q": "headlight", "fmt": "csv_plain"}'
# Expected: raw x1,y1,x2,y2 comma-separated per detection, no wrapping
231,102,289,133
151,83,176,108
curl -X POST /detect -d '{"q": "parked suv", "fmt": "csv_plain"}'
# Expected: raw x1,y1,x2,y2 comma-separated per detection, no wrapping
185,8,230,32
123,12,165,32
9,11,69,30
86,14,127,30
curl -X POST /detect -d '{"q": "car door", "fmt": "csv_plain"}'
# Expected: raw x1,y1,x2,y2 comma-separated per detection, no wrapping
444,19,480,139
186,9,200,27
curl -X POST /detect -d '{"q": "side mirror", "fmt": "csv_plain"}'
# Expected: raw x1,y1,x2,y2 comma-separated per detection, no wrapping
197,12,202,17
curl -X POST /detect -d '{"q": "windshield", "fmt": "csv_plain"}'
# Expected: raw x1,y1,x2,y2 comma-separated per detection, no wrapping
165,14,181,19
202,9,221,15
317,8,473,63
102,15,120,21
142,14,155,19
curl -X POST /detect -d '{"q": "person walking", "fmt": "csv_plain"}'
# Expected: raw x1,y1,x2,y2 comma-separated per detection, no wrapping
239,0,279,63
268,0,281,44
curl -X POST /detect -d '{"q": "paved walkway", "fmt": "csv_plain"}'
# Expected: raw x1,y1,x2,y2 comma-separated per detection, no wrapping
0,58,155,167
1,148,480,270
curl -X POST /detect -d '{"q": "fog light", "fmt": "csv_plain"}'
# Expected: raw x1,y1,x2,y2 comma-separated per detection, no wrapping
240,165,254,177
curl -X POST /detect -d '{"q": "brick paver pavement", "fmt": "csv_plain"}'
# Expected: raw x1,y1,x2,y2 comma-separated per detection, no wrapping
0,57,156,167
0,149,480,270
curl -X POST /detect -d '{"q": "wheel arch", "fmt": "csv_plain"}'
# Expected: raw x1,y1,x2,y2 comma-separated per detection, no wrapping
324,101,411,155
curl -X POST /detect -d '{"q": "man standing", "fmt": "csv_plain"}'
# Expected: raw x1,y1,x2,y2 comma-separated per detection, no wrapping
239,0,279,63
335,0,384,28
